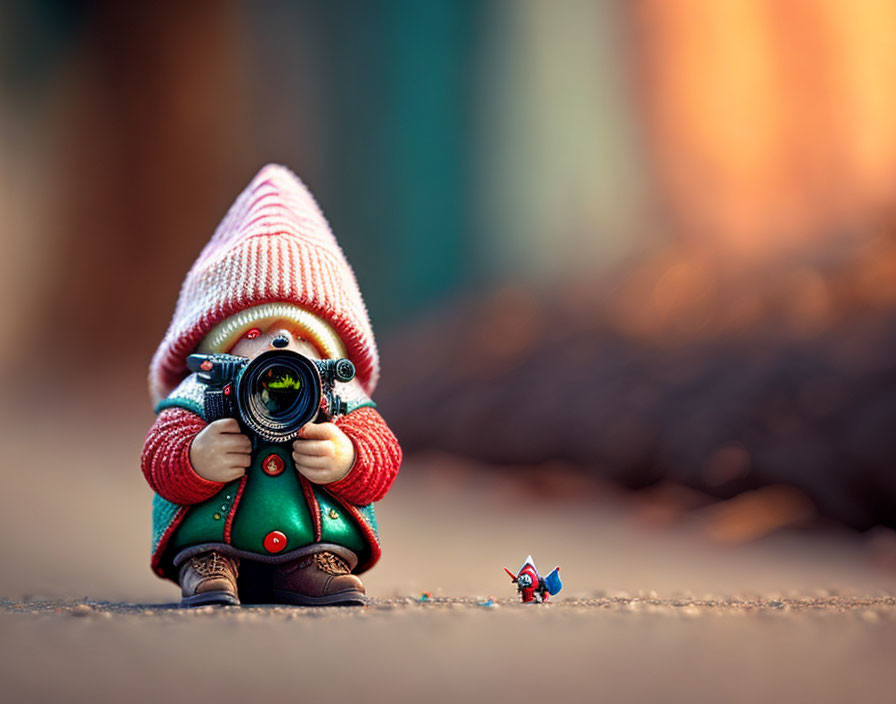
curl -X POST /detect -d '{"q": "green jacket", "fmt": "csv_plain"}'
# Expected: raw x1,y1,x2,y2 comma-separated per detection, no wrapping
149,374,381,582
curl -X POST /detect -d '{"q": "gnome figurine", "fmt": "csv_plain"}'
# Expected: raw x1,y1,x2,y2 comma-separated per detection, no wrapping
142,165,402,607
504,555,562,603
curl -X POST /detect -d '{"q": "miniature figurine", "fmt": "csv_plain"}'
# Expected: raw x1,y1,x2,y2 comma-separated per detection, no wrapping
504,555,562,603
142,164,402,607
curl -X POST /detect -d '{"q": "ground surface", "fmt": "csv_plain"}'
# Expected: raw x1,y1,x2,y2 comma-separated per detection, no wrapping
3,593,896,704
2,393,895,703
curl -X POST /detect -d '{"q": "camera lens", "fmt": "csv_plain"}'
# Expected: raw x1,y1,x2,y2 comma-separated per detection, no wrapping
258,363,303,416
237,351,321,443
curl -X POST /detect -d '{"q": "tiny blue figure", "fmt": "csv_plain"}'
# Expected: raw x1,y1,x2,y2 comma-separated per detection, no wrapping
504,555,562,603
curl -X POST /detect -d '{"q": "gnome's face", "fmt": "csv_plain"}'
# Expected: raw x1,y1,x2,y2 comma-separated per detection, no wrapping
229,320,323,361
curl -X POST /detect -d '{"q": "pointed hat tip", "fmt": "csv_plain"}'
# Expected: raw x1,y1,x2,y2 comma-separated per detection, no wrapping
518,554,537,573
252,162,300,187
242,163,316,204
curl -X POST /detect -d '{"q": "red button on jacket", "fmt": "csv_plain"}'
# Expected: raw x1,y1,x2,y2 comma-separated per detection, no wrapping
264,531,287,553
262,454,285,476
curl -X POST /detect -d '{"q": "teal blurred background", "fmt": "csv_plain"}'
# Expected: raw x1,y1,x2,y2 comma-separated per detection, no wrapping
0,0,651,356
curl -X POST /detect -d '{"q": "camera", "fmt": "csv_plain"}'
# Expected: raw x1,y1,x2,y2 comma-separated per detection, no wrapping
186,350,356,444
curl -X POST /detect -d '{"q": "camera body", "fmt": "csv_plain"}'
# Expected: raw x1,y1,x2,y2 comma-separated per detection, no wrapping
186,350,356,444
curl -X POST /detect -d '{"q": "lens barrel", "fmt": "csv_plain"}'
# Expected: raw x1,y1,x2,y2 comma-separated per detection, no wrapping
235,350,321,443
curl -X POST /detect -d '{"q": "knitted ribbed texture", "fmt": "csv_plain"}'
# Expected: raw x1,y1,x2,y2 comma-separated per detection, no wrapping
149,164,379,405
143,406,400,508
330,407,402,505
141,408,224,505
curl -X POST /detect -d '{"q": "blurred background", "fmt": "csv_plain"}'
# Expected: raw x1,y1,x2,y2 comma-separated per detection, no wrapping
2,0,896,605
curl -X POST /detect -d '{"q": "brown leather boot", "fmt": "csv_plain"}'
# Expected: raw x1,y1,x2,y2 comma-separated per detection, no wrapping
178,552,240,607
272,551,366,606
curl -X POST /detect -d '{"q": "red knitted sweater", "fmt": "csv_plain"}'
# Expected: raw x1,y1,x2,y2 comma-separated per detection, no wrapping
141,406,401,506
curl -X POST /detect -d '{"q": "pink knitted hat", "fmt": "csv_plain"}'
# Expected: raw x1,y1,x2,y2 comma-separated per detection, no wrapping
149,164,378,404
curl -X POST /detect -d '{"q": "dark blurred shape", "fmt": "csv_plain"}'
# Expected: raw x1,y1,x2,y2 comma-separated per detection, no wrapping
49,1,254,368
379,228,896,532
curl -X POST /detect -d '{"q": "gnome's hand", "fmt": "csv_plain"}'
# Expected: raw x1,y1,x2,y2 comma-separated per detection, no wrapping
189,418,252,483
292,422,355,484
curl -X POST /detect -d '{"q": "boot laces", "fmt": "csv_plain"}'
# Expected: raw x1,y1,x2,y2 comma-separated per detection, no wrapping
192,552,237,579
314,552,350,575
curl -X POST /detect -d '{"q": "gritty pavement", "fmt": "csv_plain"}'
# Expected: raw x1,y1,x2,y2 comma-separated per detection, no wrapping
3,594,896,704
2,397,896,703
